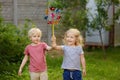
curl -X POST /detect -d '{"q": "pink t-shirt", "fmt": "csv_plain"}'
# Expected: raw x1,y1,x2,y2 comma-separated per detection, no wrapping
24,42,48,72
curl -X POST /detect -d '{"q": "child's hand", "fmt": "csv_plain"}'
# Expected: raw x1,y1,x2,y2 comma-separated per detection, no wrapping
18,68,22,76
51,35,56,42
82,69,86,77
51,35,57,48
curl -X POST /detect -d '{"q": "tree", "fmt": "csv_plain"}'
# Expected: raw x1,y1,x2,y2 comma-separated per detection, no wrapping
87,0,120,58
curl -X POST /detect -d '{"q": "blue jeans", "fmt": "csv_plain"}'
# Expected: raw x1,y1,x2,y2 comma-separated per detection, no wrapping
63,69,82,80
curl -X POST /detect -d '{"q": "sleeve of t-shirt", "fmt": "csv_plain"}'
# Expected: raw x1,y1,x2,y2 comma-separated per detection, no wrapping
61,45,65,50
24,46,29,55
80,46,84,54
42,42,48,50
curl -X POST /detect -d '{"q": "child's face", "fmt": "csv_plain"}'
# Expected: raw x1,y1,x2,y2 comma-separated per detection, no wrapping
30,33,41,44
66,32,76,46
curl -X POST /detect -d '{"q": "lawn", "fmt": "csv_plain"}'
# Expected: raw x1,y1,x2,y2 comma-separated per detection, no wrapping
0,47,120,80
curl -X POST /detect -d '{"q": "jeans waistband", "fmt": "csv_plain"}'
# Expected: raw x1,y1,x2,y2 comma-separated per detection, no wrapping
64,69,80,72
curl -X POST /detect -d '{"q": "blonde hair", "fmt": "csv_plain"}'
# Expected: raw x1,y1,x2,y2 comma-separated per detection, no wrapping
28,27,42,38
63,28,84,46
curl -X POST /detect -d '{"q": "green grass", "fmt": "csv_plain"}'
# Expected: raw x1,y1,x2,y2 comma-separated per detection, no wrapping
84,47,120,80
0,47,120,80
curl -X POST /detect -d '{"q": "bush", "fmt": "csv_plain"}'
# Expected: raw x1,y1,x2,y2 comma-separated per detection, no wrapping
0,17,31,65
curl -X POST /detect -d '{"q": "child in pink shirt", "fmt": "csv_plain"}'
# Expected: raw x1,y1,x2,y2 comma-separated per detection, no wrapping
18,27,52,80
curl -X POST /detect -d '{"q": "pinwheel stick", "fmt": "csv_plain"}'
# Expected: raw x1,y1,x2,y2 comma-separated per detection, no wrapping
52,23,54,36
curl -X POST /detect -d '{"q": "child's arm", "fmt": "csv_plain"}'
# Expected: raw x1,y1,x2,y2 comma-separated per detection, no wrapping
46,46,52,51
18,55,28,76
51,35,62,50
80,54,86,76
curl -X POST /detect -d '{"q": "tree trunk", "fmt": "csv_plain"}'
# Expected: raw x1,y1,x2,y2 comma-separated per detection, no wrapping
99,29,106,59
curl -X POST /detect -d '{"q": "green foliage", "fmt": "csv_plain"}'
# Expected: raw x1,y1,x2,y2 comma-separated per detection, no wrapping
50,0,87,9
49,0,64,9
88,0,120,31
62,10,88,30
88,0,108,30
0,16,35,74
50,0,88,31
0,19,30,63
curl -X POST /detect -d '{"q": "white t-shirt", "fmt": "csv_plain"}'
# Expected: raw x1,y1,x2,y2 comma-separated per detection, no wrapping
61,45,84,70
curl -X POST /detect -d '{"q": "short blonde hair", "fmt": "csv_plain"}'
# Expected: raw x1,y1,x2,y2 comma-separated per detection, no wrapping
63,28,84,46
28,27,42,38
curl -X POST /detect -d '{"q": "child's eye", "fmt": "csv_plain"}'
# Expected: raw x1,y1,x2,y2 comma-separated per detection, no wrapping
33,36,36,37
37,35,40,37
